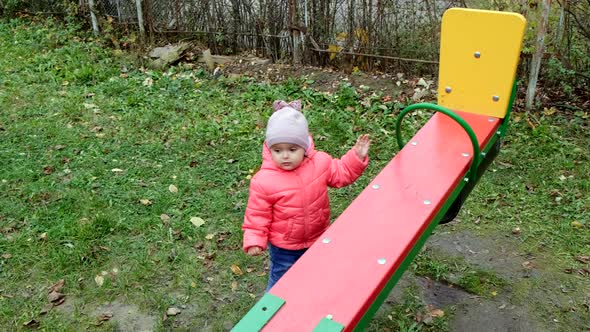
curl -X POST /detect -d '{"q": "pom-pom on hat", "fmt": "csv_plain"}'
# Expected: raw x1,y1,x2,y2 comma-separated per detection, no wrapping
265,100,309,151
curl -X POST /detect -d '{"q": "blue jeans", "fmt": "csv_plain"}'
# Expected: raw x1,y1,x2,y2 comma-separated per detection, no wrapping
266,243,308,292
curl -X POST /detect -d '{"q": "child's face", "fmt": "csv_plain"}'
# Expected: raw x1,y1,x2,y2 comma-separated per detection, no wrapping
270,143,305,171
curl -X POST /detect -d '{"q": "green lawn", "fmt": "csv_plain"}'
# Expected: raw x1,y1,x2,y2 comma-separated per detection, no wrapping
1,18,588,331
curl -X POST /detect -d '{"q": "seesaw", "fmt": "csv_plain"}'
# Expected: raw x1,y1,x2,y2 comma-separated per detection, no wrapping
233,8,526,331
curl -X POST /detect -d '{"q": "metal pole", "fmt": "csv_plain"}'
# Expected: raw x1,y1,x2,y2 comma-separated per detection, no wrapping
135,0,146,38
87,0,100,36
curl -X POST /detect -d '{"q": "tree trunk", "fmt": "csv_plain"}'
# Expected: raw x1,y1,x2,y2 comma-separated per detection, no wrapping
135,0,145,39
289,0,302,64
87,0,99,36
526,0,551,112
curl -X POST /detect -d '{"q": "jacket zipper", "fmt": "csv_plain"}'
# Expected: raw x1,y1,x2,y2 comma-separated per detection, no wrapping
295,168,308,243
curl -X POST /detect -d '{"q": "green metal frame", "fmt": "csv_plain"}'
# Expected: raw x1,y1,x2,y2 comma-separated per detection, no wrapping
395,103,482,184
313,317,345,331
232,293,285,331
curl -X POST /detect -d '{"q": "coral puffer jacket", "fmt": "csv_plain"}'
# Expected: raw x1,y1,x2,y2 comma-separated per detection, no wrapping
242,138,369,251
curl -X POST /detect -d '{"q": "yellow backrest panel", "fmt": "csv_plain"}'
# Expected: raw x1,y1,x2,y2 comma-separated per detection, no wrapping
438,8,526,118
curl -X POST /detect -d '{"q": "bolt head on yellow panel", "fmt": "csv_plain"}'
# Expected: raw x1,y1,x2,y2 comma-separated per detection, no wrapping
437,8,526,118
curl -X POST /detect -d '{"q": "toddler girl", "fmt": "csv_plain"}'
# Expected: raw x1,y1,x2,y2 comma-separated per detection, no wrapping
242,100,370,291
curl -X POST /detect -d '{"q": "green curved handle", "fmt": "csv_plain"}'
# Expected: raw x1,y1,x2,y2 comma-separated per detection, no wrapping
395,103,481,184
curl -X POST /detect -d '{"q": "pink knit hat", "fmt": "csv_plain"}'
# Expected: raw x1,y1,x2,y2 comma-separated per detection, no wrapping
265,100,309,151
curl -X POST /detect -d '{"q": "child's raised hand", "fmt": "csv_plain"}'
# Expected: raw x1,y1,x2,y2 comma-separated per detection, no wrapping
354,134,371,160
247,246,263,256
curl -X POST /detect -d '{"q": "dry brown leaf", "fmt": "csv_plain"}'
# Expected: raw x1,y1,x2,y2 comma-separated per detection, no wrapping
97,313,113,322
511,227,521,235
166,307,181,316
190,217,205,227
160,214,171,223
575,255,590,264
231,264,244,276
139,199,152,206
543,107,557,116
23,319,40,328
43,166,55,175
47,291,64,303
53,296,66,306
429,308,445,318
48,279,65,293
94,275,104,287
168,184,178,193
522,261,535,269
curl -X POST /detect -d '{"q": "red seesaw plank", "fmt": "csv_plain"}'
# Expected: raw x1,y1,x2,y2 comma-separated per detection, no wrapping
262,110,501,331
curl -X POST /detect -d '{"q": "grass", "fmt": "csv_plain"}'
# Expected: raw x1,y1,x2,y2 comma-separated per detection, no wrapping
1,17,589,331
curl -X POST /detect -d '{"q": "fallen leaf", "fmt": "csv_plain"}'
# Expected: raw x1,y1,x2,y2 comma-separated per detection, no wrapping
160,214,171,223
94,275,104,287
512,227,521,235
191,281,197,288
428,308,445,318
205,233,215,240
92,313,113,326
166,307,181,316
231,264,244,276
143,77,153,87
190,217,205,227
491,290,498,297
168,184,178,193
2,253,12,259
48,279,65,293
97,313,113,322
139,199,152,206
543,106,557,116
23,319,39,328
39,232,48,241
53,296,66,306
111,168,124,173
522,261,535,269
571,221,584,229
43,166,55,175
47,291,64,303
575,256,590,264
